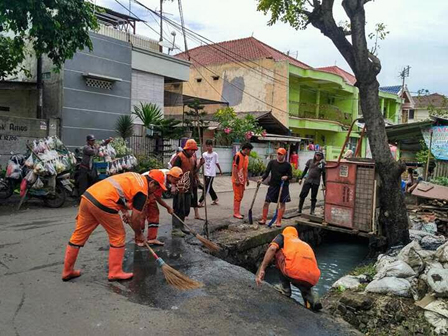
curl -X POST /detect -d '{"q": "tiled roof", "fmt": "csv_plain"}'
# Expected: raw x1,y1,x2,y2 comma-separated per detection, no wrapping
175,37,311,69
379,85,402,95
317,66,356,85
412,93,447,109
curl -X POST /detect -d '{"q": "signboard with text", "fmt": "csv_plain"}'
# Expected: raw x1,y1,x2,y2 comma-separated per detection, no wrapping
422,126,448,161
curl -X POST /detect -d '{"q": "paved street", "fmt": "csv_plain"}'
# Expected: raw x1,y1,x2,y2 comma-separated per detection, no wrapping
0,182,352,336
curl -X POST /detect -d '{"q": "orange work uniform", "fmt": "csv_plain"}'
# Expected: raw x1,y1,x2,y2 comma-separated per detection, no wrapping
143,187,163,240
232,151,249,217
70,172,148,248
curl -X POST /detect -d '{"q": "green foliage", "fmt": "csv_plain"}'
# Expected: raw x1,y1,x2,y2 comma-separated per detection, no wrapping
214,107,264,145
156,118,185,140
431,177,448,187
134,154,164,173
184,99,209,141
350,263,376,279
416,140,430,164
133,103,163,128
248,153,266,176
292,167,302,180
111,138,132,157
368,23,390,56
334,285,346,294
257,0,310,30
115,115,134,140
417,90,448,118
0,0,99,79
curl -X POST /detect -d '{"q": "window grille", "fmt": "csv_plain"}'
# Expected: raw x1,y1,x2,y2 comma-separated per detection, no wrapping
85,78,113,90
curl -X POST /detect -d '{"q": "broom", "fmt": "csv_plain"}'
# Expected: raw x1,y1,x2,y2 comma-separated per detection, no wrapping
268,181,285,228
172,213,221,252
143,241,203,290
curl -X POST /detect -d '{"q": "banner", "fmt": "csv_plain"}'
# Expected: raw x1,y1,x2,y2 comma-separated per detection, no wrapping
422,126,448,161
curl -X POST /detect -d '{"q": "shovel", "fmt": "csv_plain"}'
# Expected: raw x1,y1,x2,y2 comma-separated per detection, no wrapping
248,181,261,224
268,181,284,228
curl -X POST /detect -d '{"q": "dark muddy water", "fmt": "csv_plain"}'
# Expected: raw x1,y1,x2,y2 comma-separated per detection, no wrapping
265,234,369,304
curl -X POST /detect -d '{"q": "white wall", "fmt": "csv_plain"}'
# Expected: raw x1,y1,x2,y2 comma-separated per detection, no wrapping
131,70,164,125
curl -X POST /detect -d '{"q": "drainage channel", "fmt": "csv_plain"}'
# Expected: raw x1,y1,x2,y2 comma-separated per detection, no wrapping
211,222,369,305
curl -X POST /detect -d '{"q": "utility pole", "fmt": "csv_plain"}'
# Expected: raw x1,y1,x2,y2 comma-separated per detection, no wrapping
159,0,163,52
399,65,410,123
36,56,43,119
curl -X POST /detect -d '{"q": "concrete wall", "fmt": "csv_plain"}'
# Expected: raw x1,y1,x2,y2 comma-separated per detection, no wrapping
131,70,164,125
0,82,38,119
181,59,289,125
0,116,48,167
61,32,132,149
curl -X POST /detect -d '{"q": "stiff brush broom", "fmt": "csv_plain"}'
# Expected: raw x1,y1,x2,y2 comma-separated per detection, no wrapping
172,213,221,252
144,241,203,290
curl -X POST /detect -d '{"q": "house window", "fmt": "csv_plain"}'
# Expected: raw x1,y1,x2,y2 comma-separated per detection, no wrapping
42,72,51,80
0,106,10,112
409,109,415,119
212,75,220,80
196,78,202,83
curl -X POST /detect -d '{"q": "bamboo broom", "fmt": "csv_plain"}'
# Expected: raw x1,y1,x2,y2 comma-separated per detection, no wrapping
144,241,203,290
172,213,221,252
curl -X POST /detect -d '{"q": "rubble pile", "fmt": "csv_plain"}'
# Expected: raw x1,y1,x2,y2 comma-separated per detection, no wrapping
409,199,448,236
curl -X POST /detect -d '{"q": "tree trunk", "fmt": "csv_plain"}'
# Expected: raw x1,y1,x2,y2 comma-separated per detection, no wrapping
358,80,410,247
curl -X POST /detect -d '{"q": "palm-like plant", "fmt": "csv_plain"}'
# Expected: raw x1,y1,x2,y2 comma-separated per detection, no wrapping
133,102,163,128
115,114,134,140
156,118,184,139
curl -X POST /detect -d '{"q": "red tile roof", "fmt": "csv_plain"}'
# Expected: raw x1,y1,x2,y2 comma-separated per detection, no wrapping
175,37,311,69
317,66,356,85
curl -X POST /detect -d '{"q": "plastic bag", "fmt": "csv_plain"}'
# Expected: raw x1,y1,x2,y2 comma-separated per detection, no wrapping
55,160,66,174
25,170,37,184
6,160,22,179
32,177,44,189
45,162,56,176
33,162,45,175
25,155,34,168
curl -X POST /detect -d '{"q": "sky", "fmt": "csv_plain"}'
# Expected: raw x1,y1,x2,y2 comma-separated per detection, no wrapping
96,0,448,96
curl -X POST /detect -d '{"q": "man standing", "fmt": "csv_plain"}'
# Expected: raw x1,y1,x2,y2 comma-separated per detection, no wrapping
172,139,201,237
78,134,113,196
298,151,326,215
135,167,183,246
198,139,223,206
258,148,292,227
61,171,166,282
232,142,253,219
255,227,322,311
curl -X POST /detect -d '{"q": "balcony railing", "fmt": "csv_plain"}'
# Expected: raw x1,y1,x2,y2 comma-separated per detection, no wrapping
289,101,352,125
97,24,160,53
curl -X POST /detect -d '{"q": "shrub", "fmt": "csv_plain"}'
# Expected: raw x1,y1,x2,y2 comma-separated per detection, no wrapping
431,176,448,187
135,155,164,173
248,153,266,176
292,167,303,180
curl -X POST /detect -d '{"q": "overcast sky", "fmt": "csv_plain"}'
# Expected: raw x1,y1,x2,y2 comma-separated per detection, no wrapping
97,0,448,96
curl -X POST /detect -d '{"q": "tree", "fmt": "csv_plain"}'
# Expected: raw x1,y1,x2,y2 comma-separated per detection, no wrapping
257,0,409,247
156,118,185,139
115,115,134,140
0,0,98,79
184,99,209,142
214,107,265,145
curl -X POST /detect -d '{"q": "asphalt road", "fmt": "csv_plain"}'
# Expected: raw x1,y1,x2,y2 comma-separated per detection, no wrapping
0,183,358,336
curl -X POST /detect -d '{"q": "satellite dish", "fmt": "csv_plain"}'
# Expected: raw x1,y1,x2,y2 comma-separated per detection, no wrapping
158,40,173,48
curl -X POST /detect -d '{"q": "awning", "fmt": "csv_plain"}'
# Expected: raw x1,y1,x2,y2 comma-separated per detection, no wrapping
254,133,302,143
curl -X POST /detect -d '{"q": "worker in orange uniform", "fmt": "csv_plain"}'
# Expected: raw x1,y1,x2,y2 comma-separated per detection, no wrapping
135,167,183,246
232,142,253,219
255,226,322,311
171,139,201,237
61,171,166,282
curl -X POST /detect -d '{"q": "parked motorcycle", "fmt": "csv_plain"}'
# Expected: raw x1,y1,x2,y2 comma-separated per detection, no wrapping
0,154,26,199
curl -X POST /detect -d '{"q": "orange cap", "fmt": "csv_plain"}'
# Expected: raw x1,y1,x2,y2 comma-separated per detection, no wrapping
277,148,287,155
146,170,167,191
184,139,198,150
167,167,183,178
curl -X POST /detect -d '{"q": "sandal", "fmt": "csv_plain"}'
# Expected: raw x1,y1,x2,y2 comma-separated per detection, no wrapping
258,220,266,225
211,200,219,205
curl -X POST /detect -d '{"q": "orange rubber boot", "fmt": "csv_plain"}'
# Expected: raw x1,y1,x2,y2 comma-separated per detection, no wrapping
62,245,82,281
108,246,133,281
260,206,269,224
276,208,285,227
233,200,243,219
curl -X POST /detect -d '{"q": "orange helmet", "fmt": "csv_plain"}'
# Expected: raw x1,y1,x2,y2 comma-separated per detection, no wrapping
184,139,198,150
146,170,167,191
167,167,183,178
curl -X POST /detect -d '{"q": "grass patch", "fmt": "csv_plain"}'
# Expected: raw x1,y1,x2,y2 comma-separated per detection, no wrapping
350,263,376,279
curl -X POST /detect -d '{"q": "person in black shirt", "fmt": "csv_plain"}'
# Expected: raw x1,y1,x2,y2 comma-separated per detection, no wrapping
257,148,292,227
298,151,326,215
